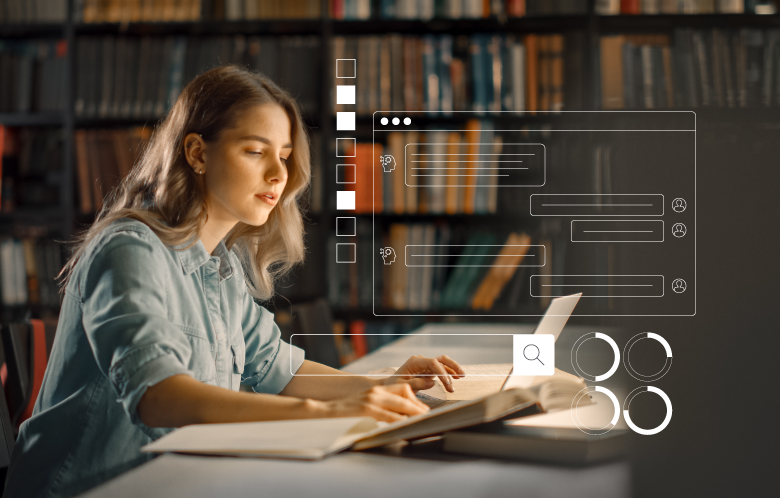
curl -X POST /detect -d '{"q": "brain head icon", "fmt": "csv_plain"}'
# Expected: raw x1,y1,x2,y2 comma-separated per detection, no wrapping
380,155,396,172
380,247,396,265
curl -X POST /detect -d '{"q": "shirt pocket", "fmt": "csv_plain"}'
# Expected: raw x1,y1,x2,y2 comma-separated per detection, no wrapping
186,334,217,384
230,342,245,391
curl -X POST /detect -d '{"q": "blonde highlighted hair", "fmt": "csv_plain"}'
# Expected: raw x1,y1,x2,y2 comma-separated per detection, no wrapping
60,65,310,300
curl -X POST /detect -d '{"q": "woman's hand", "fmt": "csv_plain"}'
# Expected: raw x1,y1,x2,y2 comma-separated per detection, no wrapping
318,383,429,423
382,355,466,393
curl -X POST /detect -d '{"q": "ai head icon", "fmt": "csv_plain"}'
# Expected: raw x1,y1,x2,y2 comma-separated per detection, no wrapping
380,154,396,172
380,247,396,265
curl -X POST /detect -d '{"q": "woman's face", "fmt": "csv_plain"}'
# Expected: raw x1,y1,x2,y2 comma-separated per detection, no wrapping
193,103,292,227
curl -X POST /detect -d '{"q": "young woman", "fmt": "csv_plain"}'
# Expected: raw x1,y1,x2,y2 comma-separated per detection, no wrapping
3,66,465,498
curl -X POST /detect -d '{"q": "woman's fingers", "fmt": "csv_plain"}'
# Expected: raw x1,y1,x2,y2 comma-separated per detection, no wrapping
415,358,454,392
364,385,428,419
437,355,466,378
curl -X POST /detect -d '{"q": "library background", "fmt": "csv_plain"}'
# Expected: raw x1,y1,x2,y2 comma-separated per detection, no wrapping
0,0,777,393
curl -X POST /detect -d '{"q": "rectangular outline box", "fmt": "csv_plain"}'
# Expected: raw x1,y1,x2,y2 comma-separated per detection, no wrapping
336,217,357,236
370,110,696,317
530,275,665,298
571,220,665,243
336,190,355,210
288,333,523,376
336,59,356,78
530,194,665,216
404,143,545,188
404,245,546,267
335,243,356,263
336,164,356,184
336,138,356,157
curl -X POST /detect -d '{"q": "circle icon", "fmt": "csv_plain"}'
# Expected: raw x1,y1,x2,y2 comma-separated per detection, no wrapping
672,198,687,213
623,386,673,435
380,117,388,125
403,117,411,125
672,223,686,238
571,332,620,382
392,117,400,125
571,386,620,436
672,278,686,293
623,332,673,382
523,344,544,365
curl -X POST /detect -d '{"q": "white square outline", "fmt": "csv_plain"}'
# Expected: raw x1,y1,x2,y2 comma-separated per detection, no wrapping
336,138,356,157
336,217,357,237
368,110,696,316
336,59,356,78
336,164,356,184
335,243,356,263
571,220,665,243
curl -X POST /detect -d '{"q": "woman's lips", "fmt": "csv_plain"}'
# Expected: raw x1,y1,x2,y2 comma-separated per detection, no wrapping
255,194,277,206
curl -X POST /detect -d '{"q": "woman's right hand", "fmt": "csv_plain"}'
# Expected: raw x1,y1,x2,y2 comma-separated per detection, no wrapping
319,383,430,423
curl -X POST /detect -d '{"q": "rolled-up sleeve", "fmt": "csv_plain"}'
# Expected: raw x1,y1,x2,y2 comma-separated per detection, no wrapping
239,287,305,394
81,229,193,424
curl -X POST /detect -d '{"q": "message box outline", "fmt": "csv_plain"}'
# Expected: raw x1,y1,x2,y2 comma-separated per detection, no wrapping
531,194,666,217
404,244,546,267
529,275,665,298
571,220,665,243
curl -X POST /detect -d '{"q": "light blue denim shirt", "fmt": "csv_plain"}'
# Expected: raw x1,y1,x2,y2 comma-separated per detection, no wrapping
3,218,305,498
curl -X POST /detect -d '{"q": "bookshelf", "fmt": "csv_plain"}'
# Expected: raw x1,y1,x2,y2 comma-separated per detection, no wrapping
1,0,778,342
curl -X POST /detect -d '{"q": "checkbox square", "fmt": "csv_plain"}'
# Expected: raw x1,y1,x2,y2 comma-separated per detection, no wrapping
336,59,356,78
336,138,356,157
336,217,357,236
336,191,355,210
336,112,355,131
336,243,356,263
337,85,355,105
336,164,356,184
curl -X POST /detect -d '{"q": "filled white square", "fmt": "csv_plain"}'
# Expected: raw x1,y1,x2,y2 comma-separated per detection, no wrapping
336,112,355,131
337,85,355,105
336,191,355,210
512,334,555,376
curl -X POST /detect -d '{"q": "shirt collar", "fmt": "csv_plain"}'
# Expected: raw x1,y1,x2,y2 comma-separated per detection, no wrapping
175,238,235,281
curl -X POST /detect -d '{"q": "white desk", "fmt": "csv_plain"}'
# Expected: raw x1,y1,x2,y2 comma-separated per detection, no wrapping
79,323,631,498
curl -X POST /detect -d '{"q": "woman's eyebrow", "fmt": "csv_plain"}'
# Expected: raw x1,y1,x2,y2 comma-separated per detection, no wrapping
238,135,292,149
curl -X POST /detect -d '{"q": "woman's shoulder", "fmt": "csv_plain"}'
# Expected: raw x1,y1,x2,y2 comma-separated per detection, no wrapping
80,217,168,269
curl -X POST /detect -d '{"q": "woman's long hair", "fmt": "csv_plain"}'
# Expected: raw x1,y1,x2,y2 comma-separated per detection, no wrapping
59,65,311,300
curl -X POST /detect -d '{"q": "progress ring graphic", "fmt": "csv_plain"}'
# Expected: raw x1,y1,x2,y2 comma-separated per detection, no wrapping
623,386,673,435
571,332,620,382
570,386,620,436
623,332,673,382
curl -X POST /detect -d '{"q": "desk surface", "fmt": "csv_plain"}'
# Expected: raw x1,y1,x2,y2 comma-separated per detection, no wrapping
79,323,631,498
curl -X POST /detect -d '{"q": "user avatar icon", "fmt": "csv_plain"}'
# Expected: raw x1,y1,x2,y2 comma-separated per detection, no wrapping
672,278,686,294
380,154,396,173
672,223,687,238
672,198,687,213
380,247,396,265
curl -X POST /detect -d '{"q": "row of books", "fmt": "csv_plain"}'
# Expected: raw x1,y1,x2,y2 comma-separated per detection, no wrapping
595,0,775,15
327,222,565,311
600,29,780,109
332,32,575,116
0,237,63,309
73,127,151,213
330,0,587,19
74,35,319,119
75,0,322,23
342,122,516,215
0,0,67,23
0,40,68,114
0,127,63,210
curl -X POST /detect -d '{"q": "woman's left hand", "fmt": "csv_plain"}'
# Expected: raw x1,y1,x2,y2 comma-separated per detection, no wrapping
382,355,466,393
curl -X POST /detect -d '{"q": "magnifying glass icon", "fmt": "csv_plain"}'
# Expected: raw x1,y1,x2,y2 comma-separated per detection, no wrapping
523,344,544,365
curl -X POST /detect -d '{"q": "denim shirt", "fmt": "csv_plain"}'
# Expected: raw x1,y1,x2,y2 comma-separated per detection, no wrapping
3,218,305,498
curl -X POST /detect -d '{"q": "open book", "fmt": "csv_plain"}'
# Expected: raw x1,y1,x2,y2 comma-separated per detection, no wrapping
142,369,588,459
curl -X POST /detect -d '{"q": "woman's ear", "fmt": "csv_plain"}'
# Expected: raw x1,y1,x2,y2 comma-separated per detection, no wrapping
183,132,206,175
